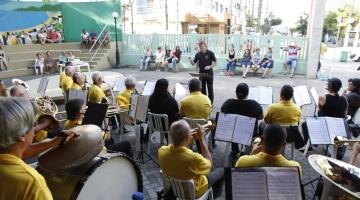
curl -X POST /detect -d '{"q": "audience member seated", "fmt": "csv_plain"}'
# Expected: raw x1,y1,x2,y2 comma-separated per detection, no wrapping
10,85,28,97
140,47,152,71
180,78,211,119
71,72,85,90
242,49,252,78
46,29,60,43
67,51,75,62
302,78,348,157
283,42,301,78
236,124,302,175
164,47,172,71
221,83,263,157
251,48,262,76
0,45,8,71
101,30,110,47
0,80,7,97
38,28,47,45
155,47,164,72
170,45,182,72
117,77,136,110
61,66,75,95
261,47,274,78
58,51,68,65
89,29,97,47
342,78,360,122
261,85,304,149
350,142,360,166
148,78,180,126
88,71,106,103
44,51,54,75
34,53,44,76
80,28,89,48
19,32,32,44
225,44,236,76
7,33,18,45
64,99,133,157
158,120,224,199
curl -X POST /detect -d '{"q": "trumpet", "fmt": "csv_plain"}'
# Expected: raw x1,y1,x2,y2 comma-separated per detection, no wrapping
190,120,216,136
252,137,262,146
334,136,360,147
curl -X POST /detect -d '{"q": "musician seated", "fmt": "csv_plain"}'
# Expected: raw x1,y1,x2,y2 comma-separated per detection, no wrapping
221,83,263,157
88,71,106,103
61,65,75,94
158,120,224,199
342,78,360,124
10,85,28,97
180,78,211,119
236,124,302,175
261,85,304,149
64,99,133,157
117,77,136,110
59,62,72,88
71,72,85,90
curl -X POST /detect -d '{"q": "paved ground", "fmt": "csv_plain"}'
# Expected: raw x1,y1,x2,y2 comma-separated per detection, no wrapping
3,57,360,200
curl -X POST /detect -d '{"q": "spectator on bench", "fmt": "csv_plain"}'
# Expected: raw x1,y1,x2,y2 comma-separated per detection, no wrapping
46,28,60,43
38,28,47,45
140,47,152,71
80,28,89,49
155,47,164,72
34,53,44,76
44,51,54,75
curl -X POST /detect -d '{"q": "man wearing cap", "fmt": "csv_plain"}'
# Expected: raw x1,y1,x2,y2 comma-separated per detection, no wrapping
283,42,301,78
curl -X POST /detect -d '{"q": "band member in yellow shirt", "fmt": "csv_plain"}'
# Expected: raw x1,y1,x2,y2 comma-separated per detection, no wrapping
59,62,72,88
158,120,224,199
88,71,107,103
61,66,74,94
0,98,77,200
71,72,86,90
117,77,136,110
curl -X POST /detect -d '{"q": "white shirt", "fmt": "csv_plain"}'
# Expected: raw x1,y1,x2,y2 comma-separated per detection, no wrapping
155,51,164,63
81,32,89,40
35,58,44,67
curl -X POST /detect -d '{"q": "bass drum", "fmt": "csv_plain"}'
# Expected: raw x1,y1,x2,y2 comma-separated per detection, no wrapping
38,153,142,200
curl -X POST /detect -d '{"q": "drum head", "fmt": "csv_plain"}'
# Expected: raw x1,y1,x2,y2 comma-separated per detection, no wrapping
77,153,142,200
38,125,104,171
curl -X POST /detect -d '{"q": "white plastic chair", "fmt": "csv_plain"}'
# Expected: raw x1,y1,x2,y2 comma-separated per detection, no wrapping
118,110,140,151
280,125,296,161
183,117,212,151
353,108,360,125
162,173,214,200
147,112,170,154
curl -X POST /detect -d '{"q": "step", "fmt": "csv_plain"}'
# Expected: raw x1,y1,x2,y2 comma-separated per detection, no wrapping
0,68,34,79
82,49,108,54
8,60,35,69
3,43,82,53
6,50,83,60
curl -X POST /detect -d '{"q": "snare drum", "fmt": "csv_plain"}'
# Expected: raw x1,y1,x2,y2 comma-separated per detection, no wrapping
38,153,142,200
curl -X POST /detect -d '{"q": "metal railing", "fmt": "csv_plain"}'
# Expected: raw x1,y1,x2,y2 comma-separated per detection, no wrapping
89,24,108,53
89,25,109,62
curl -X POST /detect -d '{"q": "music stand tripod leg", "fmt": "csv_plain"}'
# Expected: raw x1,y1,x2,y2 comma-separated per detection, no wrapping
135,124,159,167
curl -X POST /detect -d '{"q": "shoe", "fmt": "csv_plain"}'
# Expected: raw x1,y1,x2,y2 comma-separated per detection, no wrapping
357,66,360,71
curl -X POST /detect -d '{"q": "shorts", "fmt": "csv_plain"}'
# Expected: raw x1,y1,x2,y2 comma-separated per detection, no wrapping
242,60,251,68
286,59,297,69
261,61,273,69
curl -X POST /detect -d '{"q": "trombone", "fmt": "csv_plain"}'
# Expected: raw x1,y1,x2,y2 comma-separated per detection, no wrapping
334,136,360,147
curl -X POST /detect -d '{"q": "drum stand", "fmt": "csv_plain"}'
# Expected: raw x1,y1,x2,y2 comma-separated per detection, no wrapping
135,125,159,167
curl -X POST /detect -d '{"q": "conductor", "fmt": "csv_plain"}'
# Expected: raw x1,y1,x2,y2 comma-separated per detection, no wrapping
190,41,216,103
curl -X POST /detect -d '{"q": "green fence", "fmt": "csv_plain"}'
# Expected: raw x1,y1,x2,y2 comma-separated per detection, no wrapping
62,0,121,42
122,34,309,75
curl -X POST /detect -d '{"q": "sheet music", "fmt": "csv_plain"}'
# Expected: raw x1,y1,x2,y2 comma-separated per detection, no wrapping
231,171,268,200
306,117,331,144
113,76,126,92
68,89,87,104
142,81,156,96
293,85,312,106
174,83,189,102
310,87,319,106
258,86,273,105
267,168,302,200
135,95,150,122
248,87,259,102
215,113,236,142
37,77,49,97
325,117,347,144
232,115,256,145
129,94,139,119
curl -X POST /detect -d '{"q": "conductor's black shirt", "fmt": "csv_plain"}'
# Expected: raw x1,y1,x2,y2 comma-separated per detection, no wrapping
193,50,217,75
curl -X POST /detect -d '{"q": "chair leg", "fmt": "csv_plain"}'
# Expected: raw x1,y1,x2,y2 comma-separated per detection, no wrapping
160,132,164,145
291,143,295,161
148,130,151,154
209,188,214,200
224,143,231,167
303,140,311,156
119,124,124,141
135,125,141,152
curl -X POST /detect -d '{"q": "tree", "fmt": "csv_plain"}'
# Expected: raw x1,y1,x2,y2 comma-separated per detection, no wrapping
293,13,308,36
246,14,256,28
323,11,338,35
260,13,282,35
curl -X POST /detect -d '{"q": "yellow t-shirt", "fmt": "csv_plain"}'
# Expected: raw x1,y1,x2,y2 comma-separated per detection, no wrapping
235,152,302,176
179,91,211,119
64,120,78,130
0,154,53,200
34,130,48,143
117,88,133,110
88,84,106,103
61,76,73,93
59,71,66,88
71,83,82,90
158,145,211,198
264,100,301,125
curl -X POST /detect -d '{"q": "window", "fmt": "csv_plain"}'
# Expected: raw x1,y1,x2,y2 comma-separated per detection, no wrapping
215,2,218,12
147,0,154,8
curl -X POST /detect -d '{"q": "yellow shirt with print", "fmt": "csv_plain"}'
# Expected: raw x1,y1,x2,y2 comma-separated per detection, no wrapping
71,83,82,90
235,152,302,175
158,145,211,198
88,84,106,103
59,71,66,88
179,91,211,119
264,100,301,125
117,88,133,110
0,154,53,200
61,76,73,94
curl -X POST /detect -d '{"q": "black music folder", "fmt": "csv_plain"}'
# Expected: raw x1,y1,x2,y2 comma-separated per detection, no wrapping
82,102,108,127
225,167,303,200
189,72,212,78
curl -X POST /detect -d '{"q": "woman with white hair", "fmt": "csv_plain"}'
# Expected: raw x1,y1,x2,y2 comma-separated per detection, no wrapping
88,71,107,103
0,98,52,199
117,77,137,110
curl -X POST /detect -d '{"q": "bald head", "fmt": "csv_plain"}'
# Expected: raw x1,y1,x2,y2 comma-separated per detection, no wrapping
10,85,27,97
65,66,74,76
170,120,191,146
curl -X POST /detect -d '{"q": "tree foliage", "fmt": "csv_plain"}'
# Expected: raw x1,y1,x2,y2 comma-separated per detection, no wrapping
260,12,282,35
246,15,256,28
323,11,338,35
293,13,308,36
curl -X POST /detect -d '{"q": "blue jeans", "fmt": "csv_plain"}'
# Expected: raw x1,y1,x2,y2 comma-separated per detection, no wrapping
261,61,273,68
226,60,236,72
286,59,297,69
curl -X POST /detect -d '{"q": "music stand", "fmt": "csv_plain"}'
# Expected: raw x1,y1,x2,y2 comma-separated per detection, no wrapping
82,102,108,128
